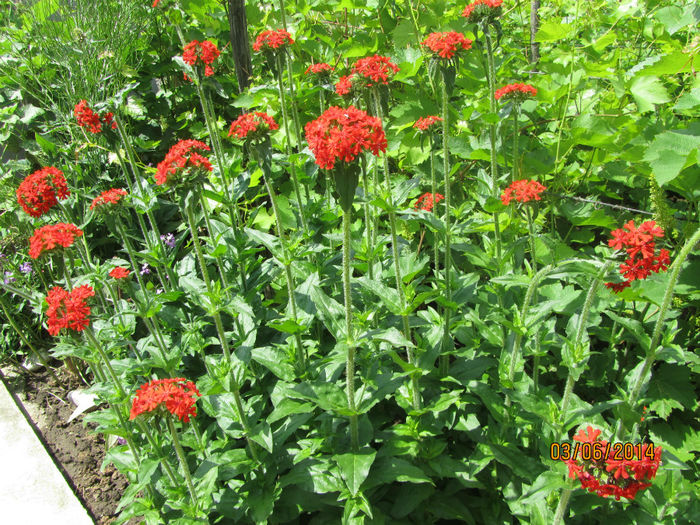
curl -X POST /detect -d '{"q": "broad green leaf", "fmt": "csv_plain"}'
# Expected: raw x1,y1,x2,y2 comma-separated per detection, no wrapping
363,456,433,489
356,276,402,315
654,5,699,35
535,21,573,42
249,422,274,453
643,126,700,186
648,364,697,418
334,449,377,497
629,75,671,113
250,346,295,381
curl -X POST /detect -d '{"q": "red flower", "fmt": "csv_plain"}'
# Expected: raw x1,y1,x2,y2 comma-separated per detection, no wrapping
573,426,602,444
352,55,399,85
129,378,201,423
155,139,212,186
413,115,443,132
182,40,220,78
500,179,547,205
462,0,503,21
335,74,354,96
109,267,130,279
152,0,161,6
306,63,334,75
74,100,117,133
90,188,128,211
305,105,387,170
415,192,445,212
421,32,473,59
16,167,70,218
252,29,294,52
29,223,83,259
605,220,669,293
495,83,538,101
228,112,279,140
45,285,95,336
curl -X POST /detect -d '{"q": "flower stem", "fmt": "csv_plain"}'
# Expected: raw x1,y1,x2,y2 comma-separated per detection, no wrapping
429,135,440,286
342,206,360,451
167,415,198,511
360,155,374,280
183,200,232,361
484,27,503,267
614,226,700,440
552,487,573,525
512,103,520,183
439,72,452,378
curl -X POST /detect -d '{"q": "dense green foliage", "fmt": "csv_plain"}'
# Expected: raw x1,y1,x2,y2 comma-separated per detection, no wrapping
1,0,699,523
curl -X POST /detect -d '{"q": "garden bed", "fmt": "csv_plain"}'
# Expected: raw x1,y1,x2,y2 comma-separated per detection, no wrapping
1,364,133,525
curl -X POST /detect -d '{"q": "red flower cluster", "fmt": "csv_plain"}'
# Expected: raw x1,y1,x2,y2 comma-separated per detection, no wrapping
564,426,662,501
352,55,399,85
109,267,130,279
74,100,116,133
90,188,128,211
415,192,445,212
252,29,294,52
182,40,220,78
413,115,443,132
45,285,95,336
421,32,473,59
500,179,547,205
129,378,201,423
495,83,538,101
228,112,279,140
335,74,354,96
305,63,334,75
305,106,387,170
152,0,161,6
462,0,503,21
155,139,213,186
16,167,70,218
29,223,83,259
604,220,670,293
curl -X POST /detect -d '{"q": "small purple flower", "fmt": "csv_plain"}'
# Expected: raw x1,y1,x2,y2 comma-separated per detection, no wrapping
156,288,164,295
4,271,15,284
116,437,127,446
140,263,150,275
161,233,176,249
19,262,33,275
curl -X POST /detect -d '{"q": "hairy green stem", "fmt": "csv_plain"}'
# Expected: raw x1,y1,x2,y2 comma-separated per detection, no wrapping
360,156,374,280
342,207,360,451
552,487,573,525
512,104,520,183
167,416,198,511
440,73,452,378
429,135,440,286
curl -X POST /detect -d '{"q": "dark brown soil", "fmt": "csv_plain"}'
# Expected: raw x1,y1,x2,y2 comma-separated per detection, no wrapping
1,364,134,525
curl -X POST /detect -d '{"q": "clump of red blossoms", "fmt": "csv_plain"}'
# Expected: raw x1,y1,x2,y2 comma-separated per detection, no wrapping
335,74,355,96
351,55,400,85
563,426,662,501
306,62,334,75
129,378,201,423
305,106,387,170
182,40,221,78
29,223,83,259
74,100,116,133
495,83,538,102
415,192,445,212
413,115,443,132
604,220,670,293
501,179,547,206
421,32,473,59
45,285,95,336
155,139,213,186
16,167,70,218
252,29,294,52
90,188,128,211
109,267,130,279
462,0,503,22
228,112,279,141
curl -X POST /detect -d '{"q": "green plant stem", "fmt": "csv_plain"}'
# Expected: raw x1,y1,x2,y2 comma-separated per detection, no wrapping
275,53,308,232
484,28,503,266
0,283,33,301
183,200,232,361
230,386,260,463
257,148,306,370
552,487,573,525
279,0,288,29
167,416,198,511
61,254,74,289
614,226,700,441
372,89,420,408
342,207,360,451
559,260,615,419
439,73,452,378
134,417,179,486
284,50,304,172
525,205,538,275
0,294,59,382
429,135,440,286
114,218,149,292
512,103,520,183
360,155,374,280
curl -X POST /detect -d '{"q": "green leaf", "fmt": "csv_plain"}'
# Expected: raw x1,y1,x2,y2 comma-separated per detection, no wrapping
643,126,700,186
363,456,433,490
250,346,295,381
267,318,307,335
629,75,671,113
334,449,377,497
535,21,573,42
249,422,274,453
356,276,402,315
654,5,699,35
35,132,56,154
648,364,697,418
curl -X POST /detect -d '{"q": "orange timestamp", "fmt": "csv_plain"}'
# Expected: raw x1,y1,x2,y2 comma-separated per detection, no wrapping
549,441,656,462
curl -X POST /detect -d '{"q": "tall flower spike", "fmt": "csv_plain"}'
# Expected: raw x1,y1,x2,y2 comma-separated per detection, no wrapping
495,83,538,101
17,167,70,218
252,29,294,52
45,285,95,336
90,188,128,211
351,55,399,86
29,223,84,259
421,32,473,59
182,40,221,78
462,0,504,23
155,139,213,187
500,179,547,205
228,112,279,141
